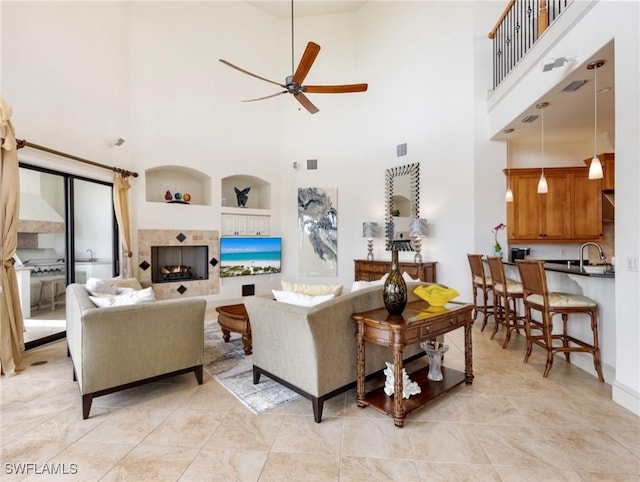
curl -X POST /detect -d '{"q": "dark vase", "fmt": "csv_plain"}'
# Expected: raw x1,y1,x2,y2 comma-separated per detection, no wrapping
383,249,407,315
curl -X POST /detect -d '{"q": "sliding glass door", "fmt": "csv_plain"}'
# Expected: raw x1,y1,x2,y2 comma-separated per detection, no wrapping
17,163,118,349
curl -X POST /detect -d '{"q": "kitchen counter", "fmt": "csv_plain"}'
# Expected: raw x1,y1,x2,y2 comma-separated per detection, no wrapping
501,259,615,383
504,260,615,278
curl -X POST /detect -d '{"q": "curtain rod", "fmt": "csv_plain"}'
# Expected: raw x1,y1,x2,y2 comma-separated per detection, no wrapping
16,139,138,178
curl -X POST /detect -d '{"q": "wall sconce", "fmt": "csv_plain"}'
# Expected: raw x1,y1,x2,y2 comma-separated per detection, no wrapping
536,102,549,194
362,222,379,261
504,128,514,202
409,217,428,263
587,59,605,180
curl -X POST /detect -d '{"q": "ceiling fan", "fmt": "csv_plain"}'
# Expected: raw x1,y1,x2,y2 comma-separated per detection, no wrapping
218,1,368,114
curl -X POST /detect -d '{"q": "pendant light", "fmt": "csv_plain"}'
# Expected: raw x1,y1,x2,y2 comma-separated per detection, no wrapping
587,59,605,180
504,128,514,202
536,102,549,194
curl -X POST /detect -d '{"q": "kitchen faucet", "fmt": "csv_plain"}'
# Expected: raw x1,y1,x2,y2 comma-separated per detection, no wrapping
86,249,96,262
579,242,606,272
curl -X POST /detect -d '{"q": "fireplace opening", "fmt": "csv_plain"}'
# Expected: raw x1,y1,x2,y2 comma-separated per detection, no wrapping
151,245,209,283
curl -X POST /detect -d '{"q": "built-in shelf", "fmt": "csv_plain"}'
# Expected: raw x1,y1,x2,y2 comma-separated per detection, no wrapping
221,175,270,210
145,166,212,205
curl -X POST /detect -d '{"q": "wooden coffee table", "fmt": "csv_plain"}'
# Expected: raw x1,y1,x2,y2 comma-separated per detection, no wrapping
215,303,252,355
352,300,474,427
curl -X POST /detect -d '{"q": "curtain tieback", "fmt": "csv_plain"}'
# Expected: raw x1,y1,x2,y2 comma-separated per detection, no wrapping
3,258,16,268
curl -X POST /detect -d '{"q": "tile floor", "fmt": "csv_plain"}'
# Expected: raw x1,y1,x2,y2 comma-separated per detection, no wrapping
1,309,639,481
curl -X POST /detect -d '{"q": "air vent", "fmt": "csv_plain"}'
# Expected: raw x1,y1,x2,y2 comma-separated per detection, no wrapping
307,159,317,170
521,114,539,123
562,79,588,92
397,143,407,157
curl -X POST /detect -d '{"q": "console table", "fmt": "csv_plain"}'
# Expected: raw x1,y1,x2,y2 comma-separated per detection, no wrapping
354,259,437,283
352,300,474,427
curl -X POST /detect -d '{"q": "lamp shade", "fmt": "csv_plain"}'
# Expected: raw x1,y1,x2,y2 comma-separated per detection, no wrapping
589,155,604,179
362,222,378,239
409,218,428,237
537,171,548,194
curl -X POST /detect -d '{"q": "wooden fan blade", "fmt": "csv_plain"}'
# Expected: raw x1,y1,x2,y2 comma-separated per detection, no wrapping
294,92,319,114
292,42,321,86
242,91,287,102
304,83,368,94
219,59,285,88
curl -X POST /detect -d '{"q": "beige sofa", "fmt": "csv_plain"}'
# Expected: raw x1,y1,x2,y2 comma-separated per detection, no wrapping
66,283,206,419
243,283,427,422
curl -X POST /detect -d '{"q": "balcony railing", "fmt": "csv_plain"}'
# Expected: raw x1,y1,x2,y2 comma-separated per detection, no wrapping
488,0,573,89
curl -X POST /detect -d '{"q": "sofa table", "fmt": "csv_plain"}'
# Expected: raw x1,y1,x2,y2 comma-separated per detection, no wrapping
352,300,474,427
215,303,252,355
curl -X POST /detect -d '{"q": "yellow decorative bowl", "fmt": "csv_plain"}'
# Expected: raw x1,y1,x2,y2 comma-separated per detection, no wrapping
413,284,460,307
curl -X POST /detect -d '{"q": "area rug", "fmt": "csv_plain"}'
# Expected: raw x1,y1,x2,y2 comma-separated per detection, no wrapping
203,319,300,414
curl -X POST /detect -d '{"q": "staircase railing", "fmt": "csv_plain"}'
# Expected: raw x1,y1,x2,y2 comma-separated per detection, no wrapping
488,0,574,90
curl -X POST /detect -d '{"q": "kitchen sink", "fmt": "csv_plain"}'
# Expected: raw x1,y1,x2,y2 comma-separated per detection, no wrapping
583,265,608,274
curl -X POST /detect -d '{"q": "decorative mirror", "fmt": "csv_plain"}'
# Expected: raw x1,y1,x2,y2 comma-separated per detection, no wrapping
385,162,420,250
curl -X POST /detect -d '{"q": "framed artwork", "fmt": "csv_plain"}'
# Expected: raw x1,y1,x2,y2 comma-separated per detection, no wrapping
298,187,338,276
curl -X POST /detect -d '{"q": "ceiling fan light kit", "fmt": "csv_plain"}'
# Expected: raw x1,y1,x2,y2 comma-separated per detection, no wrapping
219,1,367,114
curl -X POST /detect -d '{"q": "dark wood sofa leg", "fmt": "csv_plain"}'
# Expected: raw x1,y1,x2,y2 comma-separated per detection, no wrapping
82,394,93,420
312,397,324,423
194,365,203,384
253,366,261,384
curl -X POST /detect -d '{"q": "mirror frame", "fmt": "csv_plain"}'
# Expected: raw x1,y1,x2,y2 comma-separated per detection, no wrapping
385,162,420,250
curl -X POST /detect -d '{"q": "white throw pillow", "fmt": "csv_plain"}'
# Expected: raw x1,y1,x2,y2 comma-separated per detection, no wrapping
350,273,388,292
90,287,156,308
402,271,420,282
272,289,335,307
110,277,143,291
86,277,116,296
280,281,343,296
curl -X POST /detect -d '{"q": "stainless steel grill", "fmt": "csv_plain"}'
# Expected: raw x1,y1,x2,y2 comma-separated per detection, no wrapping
15,248,67,311
15,248,66,278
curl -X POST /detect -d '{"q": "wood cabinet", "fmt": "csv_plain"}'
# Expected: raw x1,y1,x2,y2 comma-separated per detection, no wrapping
354,259,437,283
505,167,602,243
221,214,270,236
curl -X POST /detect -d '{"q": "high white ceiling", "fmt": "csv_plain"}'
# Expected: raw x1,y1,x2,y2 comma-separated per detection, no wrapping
246,0,367,18
245,1,615,146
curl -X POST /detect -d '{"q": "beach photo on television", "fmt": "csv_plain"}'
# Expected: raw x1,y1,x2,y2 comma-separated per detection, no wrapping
220,237,282,277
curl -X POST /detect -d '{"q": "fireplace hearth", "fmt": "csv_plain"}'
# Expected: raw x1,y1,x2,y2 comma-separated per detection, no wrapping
138,229,219,299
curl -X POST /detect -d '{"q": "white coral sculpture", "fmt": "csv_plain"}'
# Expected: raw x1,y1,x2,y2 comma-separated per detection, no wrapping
383,362,421,399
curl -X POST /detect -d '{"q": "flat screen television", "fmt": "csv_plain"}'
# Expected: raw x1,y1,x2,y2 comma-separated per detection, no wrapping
220,237,282,277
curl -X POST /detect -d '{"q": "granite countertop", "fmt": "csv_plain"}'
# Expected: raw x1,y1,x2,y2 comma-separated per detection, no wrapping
503,260,615,278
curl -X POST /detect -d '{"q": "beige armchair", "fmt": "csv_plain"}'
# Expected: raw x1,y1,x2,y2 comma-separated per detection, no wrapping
66,283,206,419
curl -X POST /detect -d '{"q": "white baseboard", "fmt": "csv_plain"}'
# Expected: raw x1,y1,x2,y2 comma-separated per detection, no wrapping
612,381,640,416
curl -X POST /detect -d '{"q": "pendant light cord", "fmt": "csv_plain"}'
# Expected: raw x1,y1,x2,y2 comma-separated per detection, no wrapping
541,105,544,175
593,64,598,156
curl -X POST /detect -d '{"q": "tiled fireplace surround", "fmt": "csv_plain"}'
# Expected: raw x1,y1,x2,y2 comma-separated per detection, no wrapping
137,229,219,300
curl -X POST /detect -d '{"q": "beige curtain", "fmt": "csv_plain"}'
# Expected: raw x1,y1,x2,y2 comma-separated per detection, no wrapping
0,96,24,376
113,173,133,277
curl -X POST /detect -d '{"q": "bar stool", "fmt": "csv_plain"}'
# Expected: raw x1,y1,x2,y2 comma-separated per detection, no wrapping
467,254,495,331
517,260,604,382
37,277,66,311
486,256,527,348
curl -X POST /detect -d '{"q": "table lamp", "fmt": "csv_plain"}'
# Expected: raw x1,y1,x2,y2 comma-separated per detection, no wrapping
409,218,428,263
362,222,379,260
